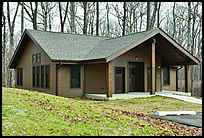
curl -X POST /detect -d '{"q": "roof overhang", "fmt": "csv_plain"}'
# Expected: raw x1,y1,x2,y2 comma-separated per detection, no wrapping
52,58,106,65
105,28,200,66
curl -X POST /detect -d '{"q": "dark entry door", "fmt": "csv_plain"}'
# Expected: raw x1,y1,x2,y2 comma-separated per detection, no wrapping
129,62,144,92
115,67,125,93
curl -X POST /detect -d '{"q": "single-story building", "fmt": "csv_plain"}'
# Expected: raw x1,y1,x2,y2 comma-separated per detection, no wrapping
9,28,200,98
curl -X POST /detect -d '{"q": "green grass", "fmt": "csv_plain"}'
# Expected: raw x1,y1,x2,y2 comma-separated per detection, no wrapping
2,87,202,136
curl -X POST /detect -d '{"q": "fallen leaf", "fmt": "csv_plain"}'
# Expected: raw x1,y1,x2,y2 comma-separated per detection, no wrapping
35,128,40,130
20,130,27,135
64,128,69,132
75,113,81,117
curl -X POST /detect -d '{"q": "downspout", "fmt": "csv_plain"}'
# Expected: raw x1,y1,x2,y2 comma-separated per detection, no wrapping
56,61,62,96
176,66,183,91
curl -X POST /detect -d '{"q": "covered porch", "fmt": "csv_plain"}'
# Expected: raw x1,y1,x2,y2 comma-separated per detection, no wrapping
104,30,200,98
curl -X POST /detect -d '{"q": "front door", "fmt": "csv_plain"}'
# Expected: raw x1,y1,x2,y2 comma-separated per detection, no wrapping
129,62,144,92
115,67,125,93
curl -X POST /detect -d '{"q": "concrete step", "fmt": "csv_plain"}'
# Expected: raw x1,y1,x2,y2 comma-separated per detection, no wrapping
155,111,196,116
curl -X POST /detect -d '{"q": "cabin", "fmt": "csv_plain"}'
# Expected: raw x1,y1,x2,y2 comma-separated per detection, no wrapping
9,28,200,98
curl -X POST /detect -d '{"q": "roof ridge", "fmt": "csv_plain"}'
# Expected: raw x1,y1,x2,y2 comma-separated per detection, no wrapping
104,28,159,40
25,29,110,39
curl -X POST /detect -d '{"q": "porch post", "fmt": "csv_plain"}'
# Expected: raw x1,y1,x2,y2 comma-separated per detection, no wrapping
150,39,156,95
106,61,112,97
185,64,190,93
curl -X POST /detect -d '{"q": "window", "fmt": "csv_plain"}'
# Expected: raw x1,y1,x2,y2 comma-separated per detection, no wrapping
163,67,170,85
46,65,50,88
33,66,36,87
17,67,23,86
20,68,23,85
32,53,41,63
41,66,44,88
17,68,19,85
71,65,80,88
37,66,40,87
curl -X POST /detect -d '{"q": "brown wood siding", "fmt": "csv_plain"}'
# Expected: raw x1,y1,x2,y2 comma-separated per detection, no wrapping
162,67,177,91
15,39,56,95
112,43,162,93
84,63,106,94
58,64,83,97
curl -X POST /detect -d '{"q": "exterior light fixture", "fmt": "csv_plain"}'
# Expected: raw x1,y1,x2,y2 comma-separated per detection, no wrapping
158,65,161,69
135,56,138,60
153,38,156,43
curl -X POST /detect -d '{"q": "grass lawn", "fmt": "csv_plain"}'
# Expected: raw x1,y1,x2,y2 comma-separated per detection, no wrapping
2,87,202,136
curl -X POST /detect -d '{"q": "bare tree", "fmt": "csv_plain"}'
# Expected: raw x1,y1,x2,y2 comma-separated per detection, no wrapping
21,2,38,30
96,2,99,36
157,2,161,28
7,2,20,87
39,2,56,31
106,2,110,36
122,2,126,36
59,2,69,32
83,2,88,34
21,2,24,34
70,2,76,33
2,2,7,87
146,2,150,31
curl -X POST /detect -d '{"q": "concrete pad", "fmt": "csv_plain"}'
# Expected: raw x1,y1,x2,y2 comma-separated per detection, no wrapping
85,92,154,100
155,111,196,116
148,112,202,128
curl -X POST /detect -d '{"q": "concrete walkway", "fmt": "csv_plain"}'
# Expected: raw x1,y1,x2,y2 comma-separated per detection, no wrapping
156,91,202,105
85,91,202,104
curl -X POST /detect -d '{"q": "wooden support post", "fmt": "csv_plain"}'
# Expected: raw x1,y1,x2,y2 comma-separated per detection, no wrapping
185,64,190,93
151,39,156,95
106,61,112,97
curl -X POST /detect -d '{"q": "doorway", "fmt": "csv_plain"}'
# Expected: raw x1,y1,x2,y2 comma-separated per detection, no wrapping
115,67,125,93
129,62,144,92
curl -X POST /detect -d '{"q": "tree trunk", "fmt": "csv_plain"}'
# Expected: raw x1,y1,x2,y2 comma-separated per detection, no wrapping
70,2,75,33
187,2,191,52
83,2,87,35
122,2,126,36
146,2,150,31
2,3,7,87
149,2,157,29
157,2,161,28
106,2,110,36
172,2,176,39
96,2,99,36
7,2,20,88
59,2,69,32
21,2,24,34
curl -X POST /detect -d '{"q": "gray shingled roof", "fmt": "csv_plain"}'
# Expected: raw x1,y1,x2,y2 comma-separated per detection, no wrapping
26,29,157,61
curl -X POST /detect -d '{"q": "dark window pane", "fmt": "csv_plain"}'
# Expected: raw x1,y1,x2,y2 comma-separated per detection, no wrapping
17,68,19,85
37,66,40,87
46,65,50,88
41,66,44,88
33,66,35,87
163,67,170,85
20,68,23,85
71,65,80,88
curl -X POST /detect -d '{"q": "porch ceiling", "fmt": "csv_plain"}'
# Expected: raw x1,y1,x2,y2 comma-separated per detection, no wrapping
152,34,197,66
